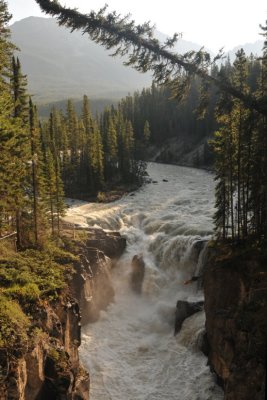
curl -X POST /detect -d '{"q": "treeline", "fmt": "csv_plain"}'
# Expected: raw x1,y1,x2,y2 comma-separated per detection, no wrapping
211,45,267,242
42,98,148,198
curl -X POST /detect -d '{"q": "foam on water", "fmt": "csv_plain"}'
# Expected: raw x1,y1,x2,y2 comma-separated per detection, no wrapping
66,163,223,400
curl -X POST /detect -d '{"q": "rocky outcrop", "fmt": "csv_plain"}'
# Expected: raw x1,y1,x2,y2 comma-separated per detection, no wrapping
174,300,204,335
130,254,145,294
70,228,126,324
86,228,126,260
203,245,267,400
0,298,89,400
0,228,126,400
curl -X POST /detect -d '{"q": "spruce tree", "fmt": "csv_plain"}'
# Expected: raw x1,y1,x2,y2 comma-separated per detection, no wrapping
82,95,94,191
90,120,104,188
10,55,29,248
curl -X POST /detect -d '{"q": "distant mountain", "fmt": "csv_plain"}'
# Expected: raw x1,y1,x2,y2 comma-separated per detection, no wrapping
228,40,264,61
10,17,205,104
11,17,263,104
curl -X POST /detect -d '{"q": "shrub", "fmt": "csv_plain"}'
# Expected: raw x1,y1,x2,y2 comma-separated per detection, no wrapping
4,283,40,303
0,295,30,348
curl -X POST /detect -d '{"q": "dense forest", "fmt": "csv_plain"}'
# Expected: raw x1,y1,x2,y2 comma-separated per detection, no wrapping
0,1,148,248
211,48,267,242
114,54,261,166
41,97,148,198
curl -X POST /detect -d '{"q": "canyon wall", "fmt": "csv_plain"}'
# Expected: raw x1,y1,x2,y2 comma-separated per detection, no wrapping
203,245,267,400
0,228,126,400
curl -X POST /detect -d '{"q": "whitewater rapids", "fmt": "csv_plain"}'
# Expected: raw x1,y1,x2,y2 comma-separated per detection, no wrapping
65,163,223,400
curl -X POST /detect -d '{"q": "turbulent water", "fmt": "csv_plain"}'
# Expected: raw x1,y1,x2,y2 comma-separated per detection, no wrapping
66,163,224,400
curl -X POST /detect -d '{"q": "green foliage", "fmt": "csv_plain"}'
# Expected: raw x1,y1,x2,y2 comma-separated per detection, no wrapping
0,295,30,348
97,191,106,202
41,92,148,198
47,346,69,370
0,245,75,299
4,283,40,303
0,1,66,246
0,241,76,352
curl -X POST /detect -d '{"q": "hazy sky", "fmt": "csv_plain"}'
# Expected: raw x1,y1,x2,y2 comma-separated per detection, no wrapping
8,0,267,52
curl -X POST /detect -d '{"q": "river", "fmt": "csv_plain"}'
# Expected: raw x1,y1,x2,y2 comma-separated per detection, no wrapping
66,162,224,400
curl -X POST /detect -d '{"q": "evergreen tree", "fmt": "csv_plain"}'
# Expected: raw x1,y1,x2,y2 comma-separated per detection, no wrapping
66,99,80,191
90,120,104,188
106,114,118,177
143,120,151,143
29,98,48,243
10,56,29,248
11,57,28,123
82,95,94,192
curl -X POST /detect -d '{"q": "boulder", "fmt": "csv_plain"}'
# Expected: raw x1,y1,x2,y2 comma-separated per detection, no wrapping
130,255,145,294
86,228,126,260
174,300,204,335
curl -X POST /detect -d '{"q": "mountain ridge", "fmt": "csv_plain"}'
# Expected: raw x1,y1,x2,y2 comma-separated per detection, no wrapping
10,17,205,103
10,17,264,104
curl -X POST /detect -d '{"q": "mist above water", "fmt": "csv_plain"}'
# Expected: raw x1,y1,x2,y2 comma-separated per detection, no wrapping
66,163,223,400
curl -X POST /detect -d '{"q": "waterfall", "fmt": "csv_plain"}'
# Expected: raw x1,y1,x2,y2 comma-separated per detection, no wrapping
66,162,223,400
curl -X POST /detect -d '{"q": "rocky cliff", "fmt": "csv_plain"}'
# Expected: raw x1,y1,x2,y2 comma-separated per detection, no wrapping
0,228,126,400
203,244,267,400
69,228,126,324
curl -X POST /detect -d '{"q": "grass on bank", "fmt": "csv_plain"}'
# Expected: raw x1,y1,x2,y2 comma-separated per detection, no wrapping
0,240,78,351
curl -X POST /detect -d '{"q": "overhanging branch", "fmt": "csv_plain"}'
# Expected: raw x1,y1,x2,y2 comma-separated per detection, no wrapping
35,0,267,116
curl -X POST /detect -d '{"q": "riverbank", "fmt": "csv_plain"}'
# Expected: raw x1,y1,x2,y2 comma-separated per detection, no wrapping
65,182,141,204
0,227,126,399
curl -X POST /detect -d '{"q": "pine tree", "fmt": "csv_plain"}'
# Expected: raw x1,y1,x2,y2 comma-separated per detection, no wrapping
29,98,48,243
90,121,104,188
29,99,39,243
11,57,28,123
105,114,118,177
66,99,80,193
143,120,151,143
10,55,30,248
82,95,94,191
